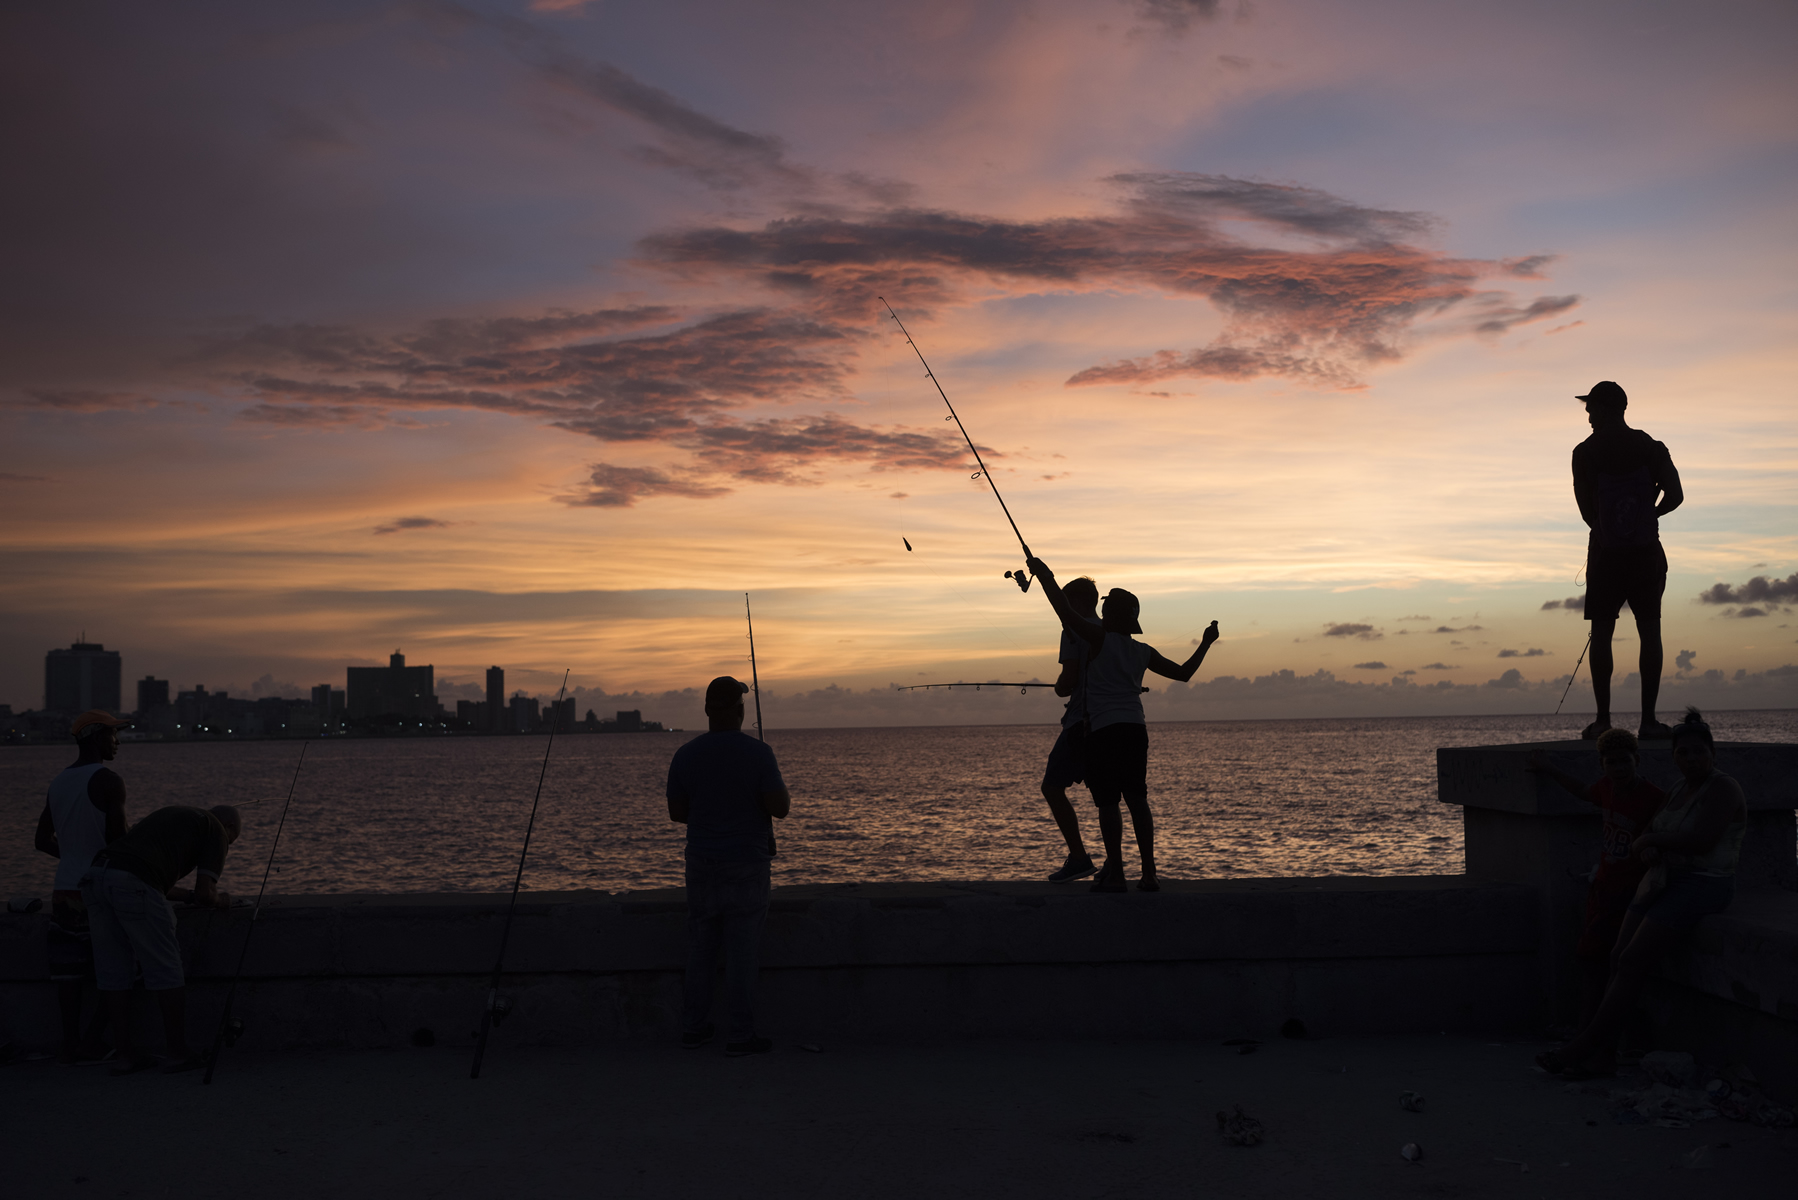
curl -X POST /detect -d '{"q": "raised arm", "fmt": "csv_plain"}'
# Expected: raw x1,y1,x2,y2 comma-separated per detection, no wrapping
1026,557,1103,653
1145,622,1220,683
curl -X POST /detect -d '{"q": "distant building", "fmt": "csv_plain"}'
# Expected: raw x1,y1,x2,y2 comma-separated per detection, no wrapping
485,666,504,731
509,692,539,733
311,684,345,730
346,650,436,720
615,709,643,732
456,699,490,729
135,676,169,713
544,697,575,731
175,685,234,735
45,640,122,714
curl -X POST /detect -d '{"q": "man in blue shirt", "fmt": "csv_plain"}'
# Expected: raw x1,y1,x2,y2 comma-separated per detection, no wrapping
666,676,791,1056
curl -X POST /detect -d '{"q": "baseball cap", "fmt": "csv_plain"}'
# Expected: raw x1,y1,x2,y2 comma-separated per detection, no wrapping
704,676,750,707
1102,588,1144,635
1576,380,1627,408
71,710,131,737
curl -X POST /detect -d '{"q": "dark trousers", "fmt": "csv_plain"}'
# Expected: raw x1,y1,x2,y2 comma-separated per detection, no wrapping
681,857,772,1042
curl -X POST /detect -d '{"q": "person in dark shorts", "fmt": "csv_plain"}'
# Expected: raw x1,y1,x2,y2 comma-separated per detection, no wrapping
1528,728,1666,1072
1570,380,1683,741
667,676,791,1056
79,804,241,1075
1042,575,1101,883
1537,709,1744,1077
1027,555,1219,893
34,710,133,1064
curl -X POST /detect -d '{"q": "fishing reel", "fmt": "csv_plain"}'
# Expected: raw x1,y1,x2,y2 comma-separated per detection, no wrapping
223,1017,245,1047
1004,569,1032,593
489,995,515,1028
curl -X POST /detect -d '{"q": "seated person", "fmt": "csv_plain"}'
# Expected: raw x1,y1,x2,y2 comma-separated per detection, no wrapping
1537,709,1745,1076
1528,729,1666,1073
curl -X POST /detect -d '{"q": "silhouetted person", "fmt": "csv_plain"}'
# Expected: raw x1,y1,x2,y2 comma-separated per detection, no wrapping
667,676,791,1056
1571,380,1683,740
1027,556,1219,892
1537,709,1744,1077
80,804,241,1074
1527,729,1666,1073
33,710,132,1064
1042,575,1101,883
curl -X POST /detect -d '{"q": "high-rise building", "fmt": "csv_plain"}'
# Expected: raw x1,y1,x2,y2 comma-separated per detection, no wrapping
136,676,170,714
311,684,345,729
509,692,539,733
45,640,122,714
544,697,575,731
346,651,436,720
485,666,504,731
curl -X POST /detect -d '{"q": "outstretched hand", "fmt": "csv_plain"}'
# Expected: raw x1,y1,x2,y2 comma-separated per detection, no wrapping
1025,556,1050,580
1201,620,1220,647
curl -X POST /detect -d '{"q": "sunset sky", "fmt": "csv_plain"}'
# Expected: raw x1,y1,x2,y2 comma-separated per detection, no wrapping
3,0,1794,726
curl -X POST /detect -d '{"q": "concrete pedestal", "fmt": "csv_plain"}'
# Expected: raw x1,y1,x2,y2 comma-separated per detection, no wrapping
1439,739,1798,1026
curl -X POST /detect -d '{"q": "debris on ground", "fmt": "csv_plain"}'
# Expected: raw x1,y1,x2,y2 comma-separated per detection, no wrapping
1608,1076,1795,1129
1492,1157,1529,1172
1399,1142,1423,1162
1640,1051,1699,1089
1399,1091,1426,1112
1216,1106,1264,1147
1222,1038,1260,1056
1676,1144,1718,1170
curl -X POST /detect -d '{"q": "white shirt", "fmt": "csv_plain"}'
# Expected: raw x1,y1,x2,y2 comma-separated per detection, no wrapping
46,763,110,891
1085,632,1155,732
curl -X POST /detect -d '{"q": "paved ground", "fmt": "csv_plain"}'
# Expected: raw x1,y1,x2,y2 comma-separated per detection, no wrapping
12,1033,1795,1198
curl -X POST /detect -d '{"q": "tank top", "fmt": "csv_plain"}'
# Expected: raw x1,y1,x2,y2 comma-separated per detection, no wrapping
1085,632,1155,732
1650,770,1746,878
47,763,111,891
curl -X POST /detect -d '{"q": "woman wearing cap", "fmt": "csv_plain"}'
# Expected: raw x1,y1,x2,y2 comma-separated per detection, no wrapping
1536,708,1746,1077
1026,556,1219,893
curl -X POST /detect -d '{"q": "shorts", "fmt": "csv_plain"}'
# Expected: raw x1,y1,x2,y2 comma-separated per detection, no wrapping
1629,872,1733,930
80,865,185,991
1576,875,1640,961
1042,724,1087,791
47,891,95,983
1085,721,1148,806
1584,544,1666,621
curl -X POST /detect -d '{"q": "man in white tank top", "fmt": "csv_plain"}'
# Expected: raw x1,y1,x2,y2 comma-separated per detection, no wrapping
34,709,132,1063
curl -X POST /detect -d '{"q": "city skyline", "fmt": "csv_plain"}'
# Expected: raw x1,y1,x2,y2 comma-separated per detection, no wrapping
2,2,1794,723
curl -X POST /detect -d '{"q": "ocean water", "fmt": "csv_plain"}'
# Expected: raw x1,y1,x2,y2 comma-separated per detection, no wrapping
5,711,1793,896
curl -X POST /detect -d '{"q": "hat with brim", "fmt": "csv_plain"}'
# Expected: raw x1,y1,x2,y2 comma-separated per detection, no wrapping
704,676,750,708
71,710,131,737
1102,589,1143,635
1576,380,1627,408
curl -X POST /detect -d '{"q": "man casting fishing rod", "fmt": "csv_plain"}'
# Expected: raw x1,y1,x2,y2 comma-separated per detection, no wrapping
1026,555,1220,893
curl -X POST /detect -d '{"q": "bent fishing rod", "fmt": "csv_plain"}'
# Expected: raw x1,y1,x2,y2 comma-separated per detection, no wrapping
745,593,765,741
1553,632,1594,717
880,297,1036,592
470,670,569,1080
204,739,310,1085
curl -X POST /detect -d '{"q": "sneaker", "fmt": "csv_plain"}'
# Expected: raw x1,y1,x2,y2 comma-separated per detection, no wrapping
725,1036,773,1057
1579,719,1612,741
680,1023,715,1050
1089,863,1127,894
1047,855,1098,884
1638,719,1674,742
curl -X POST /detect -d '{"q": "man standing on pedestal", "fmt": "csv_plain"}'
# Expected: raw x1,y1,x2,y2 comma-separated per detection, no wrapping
1571,380,1683,741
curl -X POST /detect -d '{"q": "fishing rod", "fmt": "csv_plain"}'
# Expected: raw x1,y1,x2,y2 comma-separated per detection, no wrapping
470,670,569,1081
1553,632,1594,717
203,739,309,1085
879,297,1036,592
745,593,765,742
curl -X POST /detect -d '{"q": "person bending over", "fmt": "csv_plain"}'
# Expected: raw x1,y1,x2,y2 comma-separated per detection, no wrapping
80,804,241,1075
34,710,133,1064
1027,555,1219,893
1527,728,1666,1074
667,676,791,1057
1536,709,1745,1077
1570,380,1683,741
1042,574,1101,884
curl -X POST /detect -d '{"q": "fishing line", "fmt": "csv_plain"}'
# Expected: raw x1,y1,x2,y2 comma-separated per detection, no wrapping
745,593,765,742
879,298,1035,590
470,669,569,1081
1553,633,1594,718
203,739,309,1085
